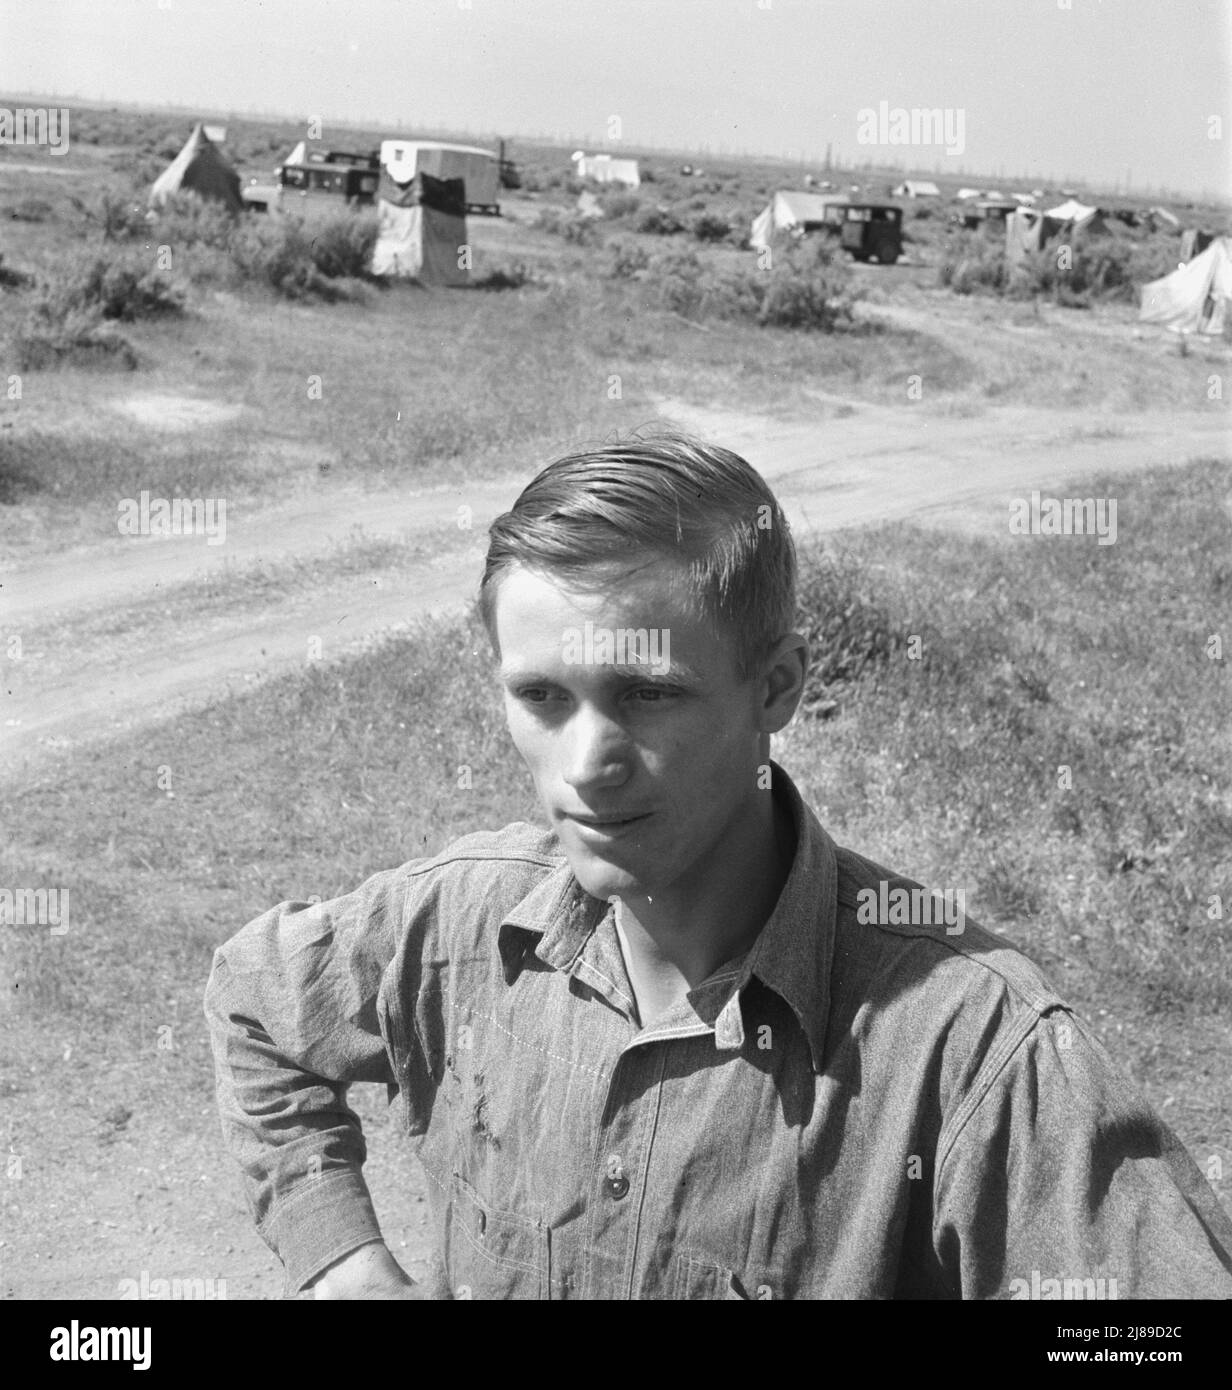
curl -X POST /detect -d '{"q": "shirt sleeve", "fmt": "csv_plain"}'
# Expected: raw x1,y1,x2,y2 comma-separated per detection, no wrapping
203,865,417,1295
933,1005,1232,1299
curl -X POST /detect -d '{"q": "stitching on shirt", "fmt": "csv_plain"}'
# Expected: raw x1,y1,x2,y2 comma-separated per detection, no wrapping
630,1023,715,1046
574,959,636,1012
403,847,563,880
448,998,610,1080
933,1005,1051,1184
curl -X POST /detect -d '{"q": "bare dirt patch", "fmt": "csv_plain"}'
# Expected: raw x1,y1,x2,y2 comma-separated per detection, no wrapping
109,394,244,432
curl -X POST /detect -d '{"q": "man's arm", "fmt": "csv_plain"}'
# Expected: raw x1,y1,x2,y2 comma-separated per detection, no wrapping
204,866,424,1296
934,1006,1232,1299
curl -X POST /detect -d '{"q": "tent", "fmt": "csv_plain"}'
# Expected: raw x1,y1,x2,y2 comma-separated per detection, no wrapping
572,154,641,188
750,190,847,250
282,140,308,167
1179,228,1217,263
371,170,469,287
1045,198,1110,236
892,179,940,198
1139,235,1232,335
150,123,243,214
379,141,500,212
1004,207,1069,265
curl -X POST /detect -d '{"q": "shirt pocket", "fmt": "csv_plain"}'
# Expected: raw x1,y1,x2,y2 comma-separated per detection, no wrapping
444,1171,550,1300
673,1251,766,1301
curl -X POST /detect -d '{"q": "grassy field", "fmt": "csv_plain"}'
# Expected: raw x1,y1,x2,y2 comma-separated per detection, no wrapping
1,101,1230,1297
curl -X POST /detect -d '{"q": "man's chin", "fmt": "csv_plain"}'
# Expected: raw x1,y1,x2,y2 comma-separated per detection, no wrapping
560,843,650,903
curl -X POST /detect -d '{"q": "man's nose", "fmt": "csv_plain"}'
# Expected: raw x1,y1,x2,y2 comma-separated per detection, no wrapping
562,704,631,792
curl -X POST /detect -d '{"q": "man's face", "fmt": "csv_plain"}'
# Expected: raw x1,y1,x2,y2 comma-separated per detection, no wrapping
493,556,768,905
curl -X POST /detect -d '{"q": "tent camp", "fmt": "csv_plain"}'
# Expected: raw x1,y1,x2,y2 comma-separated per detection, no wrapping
1139,235,1232,335
892,179,940,198
379,141,500,213
150,124,243,214
750,190,847,250
371,169,469,287
572,153,641,188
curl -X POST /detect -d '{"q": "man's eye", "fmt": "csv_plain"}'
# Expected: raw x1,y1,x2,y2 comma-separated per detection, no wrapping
631,686,677,703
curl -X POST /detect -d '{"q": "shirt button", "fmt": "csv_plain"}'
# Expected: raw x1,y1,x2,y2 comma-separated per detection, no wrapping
604,1154,630,1200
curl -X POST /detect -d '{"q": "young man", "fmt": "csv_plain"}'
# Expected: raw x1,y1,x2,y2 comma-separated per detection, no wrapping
205,433,1232,1299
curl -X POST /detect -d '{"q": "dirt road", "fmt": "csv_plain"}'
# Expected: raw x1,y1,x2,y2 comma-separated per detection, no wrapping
2,397,1228,769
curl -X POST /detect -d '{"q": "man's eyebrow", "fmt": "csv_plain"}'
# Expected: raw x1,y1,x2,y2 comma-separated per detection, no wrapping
497,662,705,686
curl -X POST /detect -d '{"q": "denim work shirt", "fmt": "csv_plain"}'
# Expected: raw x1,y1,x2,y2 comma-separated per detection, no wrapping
205,765,1232,1299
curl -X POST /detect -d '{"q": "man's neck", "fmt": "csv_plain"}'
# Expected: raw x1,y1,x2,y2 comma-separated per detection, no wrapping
612,790,796,1028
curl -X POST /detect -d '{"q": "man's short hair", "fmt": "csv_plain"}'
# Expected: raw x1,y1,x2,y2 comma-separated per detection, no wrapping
479,431,797,678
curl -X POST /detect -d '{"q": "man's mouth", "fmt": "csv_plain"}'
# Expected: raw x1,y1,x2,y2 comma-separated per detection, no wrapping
564,811,651,835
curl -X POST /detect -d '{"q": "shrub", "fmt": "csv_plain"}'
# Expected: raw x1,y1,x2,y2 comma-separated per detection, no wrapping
691,212,731,243
303,210,380,280
70,189,150,241
41,251,187,322
472,262,535,290
758,265,857,330
533,205,598,245
8,307,138,373
599,191,641,219
643,247,705,315
604,236,651,279
228,219,344,301
149,190,237,251
635,205,685,236
642,239,861,331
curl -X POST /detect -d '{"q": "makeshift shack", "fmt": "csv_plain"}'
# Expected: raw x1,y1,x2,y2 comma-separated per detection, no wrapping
371,171,469,287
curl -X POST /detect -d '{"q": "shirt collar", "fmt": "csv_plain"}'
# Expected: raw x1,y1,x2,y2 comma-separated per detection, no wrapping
497,762,837,1073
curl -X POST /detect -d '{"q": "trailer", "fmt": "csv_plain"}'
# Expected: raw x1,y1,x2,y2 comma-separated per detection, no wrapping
379,140,501,214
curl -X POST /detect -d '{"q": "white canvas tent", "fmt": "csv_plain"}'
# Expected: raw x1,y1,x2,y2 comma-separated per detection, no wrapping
893,179,940,198
282,140,308,167
379,140,500,212
1046,198,1100,228
1139,236,1232,335
750,190,846,250
572,153,641,188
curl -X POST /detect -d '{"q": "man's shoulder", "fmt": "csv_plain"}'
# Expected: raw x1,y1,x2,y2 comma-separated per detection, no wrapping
400,821,563,879
830,842,1066,1023
391,820,567,909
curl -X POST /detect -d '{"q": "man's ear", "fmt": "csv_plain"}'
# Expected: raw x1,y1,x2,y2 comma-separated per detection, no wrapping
758,633,810,735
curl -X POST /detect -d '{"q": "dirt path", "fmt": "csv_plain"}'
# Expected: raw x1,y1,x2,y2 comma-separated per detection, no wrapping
2,400,1228,769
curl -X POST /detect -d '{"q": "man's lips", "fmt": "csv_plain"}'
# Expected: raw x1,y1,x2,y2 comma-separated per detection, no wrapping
562,811,652,829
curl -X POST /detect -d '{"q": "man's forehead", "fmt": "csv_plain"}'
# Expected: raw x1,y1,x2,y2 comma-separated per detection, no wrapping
493,557,695,620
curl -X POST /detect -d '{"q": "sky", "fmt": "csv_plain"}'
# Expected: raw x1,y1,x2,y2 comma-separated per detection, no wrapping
1,0,1229,197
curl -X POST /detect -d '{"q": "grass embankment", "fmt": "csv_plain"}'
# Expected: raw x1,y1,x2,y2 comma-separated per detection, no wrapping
2,460,1228,1198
